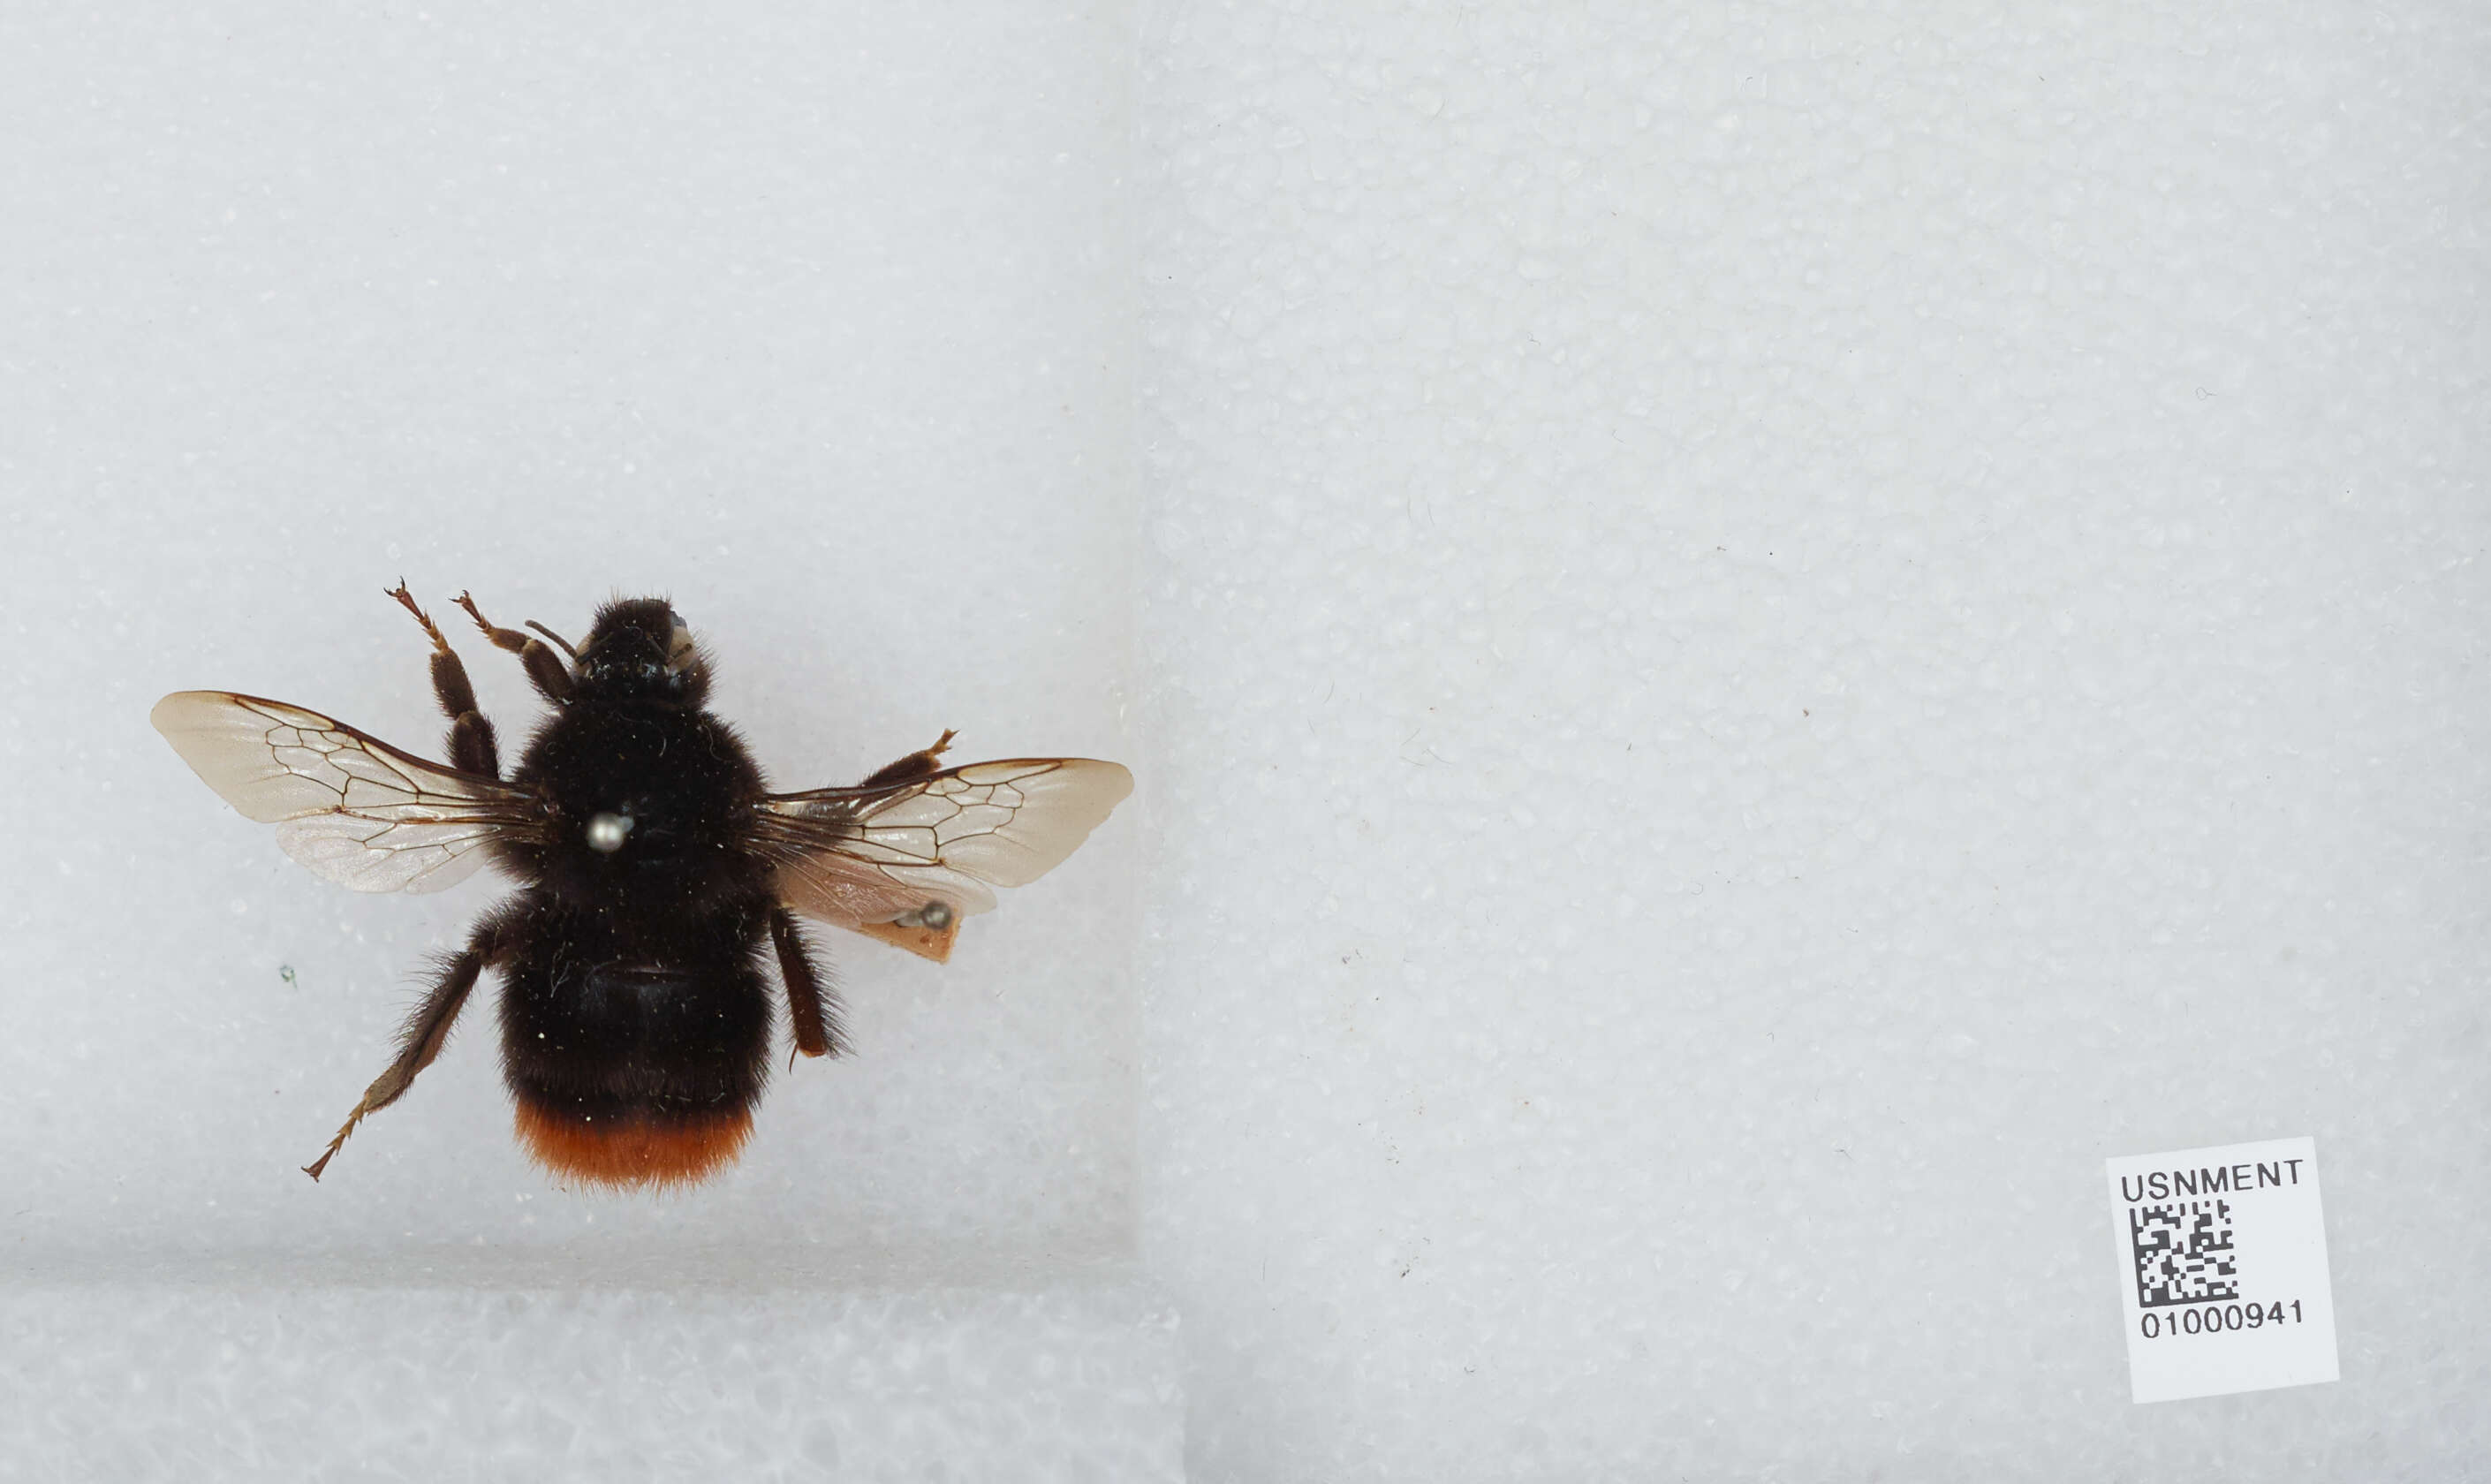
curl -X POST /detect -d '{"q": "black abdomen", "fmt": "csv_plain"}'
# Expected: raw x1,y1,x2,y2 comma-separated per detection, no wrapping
496,894,773,1187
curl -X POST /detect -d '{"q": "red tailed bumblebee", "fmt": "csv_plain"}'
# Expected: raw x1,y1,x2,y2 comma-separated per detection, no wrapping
152,587,1132,1189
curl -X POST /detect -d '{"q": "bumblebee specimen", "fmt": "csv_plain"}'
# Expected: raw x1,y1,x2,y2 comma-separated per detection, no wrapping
152,587,1132,1189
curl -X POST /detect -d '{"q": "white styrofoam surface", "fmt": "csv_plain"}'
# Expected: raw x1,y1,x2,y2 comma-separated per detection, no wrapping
4,1261,1182,1482
1135,2,2487,1479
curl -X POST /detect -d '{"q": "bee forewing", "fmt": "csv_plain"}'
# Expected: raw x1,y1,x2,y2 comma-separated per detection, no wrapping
761,757,1132,940
860,758,1136,889
153,691,382,823
150,690,540,894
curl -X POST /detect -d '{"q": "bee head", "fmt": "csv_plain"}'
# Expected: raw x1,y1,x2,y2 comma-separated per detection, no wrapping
576,597,710,703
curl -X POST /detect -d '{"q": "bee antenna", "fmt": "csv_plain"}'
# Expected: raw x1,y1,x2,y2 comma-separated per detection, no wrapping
524,621,580,662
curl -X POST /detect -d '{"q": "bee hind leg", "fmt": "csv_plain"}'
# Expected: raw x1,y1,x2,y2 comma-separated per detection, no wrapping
303,914,508,1182
769,906,844,1061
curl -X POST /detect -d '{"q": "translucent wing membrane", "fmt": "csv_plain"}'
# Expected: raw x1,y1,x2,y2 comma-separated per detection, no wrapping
151,691,546,893
757,758,1132,958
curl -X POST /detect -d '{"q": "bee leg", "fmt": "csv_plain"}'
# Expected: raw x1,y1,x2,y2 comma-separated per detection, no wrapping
769,906,844,1061
453,591,576,705
858,728,958,787
302,916,507,1182
387,580,501,777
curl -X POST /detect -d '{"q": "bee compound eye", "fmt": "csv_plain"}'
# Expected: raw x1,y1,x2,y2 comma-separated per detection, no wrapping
585,812,634,853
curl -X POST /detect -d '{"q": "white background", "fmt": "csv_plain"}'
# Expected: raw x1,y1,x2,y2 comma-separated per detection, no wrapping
5,3,2487,1480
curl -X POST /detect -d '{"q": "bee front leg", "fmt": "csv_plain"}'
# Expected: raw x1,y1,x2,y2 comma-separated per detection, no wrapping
303,915,507,1182
454,591,576,705
387,580,502,778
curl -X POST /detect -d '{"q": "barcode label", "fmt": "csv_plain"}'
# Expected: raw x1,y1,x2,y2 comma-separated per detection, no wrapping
2104,1137,2338,1403
2130,1200,2238,1307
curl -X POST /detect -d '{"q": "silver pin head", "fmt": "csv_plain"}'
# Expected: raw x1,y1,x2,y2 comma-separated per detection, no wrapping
586,812,635,853
918,901,953,930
